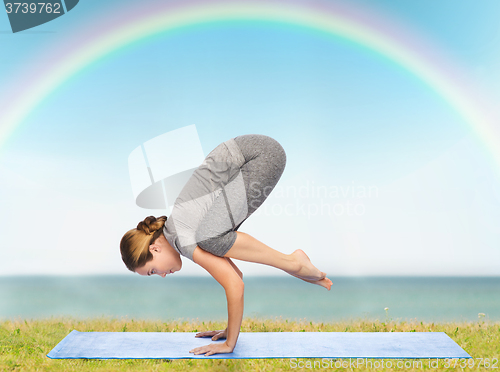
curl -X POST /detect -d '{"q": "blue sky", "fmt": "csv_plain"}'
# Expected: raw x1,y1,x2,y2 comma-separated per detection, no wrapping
0,0,499,276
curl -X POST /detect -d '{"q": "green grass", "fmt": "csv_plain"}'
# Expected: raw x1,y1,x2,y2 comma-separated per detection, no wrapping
1,317,498,371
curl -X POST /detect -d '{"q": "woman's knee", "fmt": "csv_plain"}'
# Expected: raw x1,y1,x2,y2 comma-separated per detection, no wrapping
234,134,286,165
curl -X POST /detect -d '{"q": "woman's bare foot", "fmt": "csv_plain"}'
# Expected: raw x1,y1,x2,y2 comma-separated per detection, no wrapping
288,249,326,281
290,272,332,290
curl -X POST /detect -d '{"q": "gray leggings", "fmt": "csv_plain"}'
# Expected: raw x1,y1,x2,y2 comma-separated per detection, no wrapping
198,134,287,256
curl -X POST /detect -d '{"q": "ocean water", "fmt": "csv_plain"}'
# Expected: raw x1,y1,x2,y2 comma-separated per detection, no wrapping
0,276,499,323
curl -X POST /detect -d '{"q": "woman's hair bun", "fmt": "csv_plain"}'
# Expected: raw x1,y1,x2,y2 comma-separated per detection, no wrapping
137,215,167,235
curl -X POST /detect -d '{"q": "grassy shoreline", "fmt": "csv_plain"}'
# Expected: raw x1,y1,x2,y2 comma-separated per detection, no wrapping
1,317,498,371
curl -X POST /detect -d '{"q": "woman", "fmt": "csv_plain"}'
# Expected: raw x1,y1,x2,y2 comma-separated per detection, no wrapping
120,134,332,357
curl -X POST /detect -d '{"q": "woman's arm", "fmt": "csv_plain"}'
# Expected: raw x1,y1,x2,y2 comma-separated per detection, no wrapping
193,258,241,341
225,257,243,279
190,246,244,356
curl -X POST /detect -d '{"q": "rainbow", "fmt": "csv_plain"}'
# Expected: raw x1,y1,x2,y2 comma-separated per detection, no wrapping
1,0,498,169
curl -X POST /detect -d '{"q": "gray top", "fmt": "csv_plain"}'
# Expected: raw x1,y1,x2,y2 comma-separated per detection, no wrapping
163,138,248,261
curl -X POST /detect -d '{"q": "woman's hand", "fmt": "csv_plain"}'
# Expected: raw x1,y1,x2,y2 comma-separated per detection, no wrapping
189,340,234,356
195,328,227,341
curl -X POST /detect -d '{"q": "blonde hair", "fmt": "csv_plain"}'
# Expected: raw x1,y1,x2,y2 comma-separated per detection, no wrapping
120,215,167,272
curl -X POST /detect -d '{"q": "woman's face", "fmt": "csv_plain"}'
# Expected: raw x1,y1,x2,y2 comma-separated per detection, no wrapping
135,236,182,277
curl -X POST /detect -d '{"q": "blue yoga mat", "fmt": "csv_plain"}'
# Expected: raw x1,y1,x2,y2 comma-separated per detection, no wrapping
47,331,470,359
